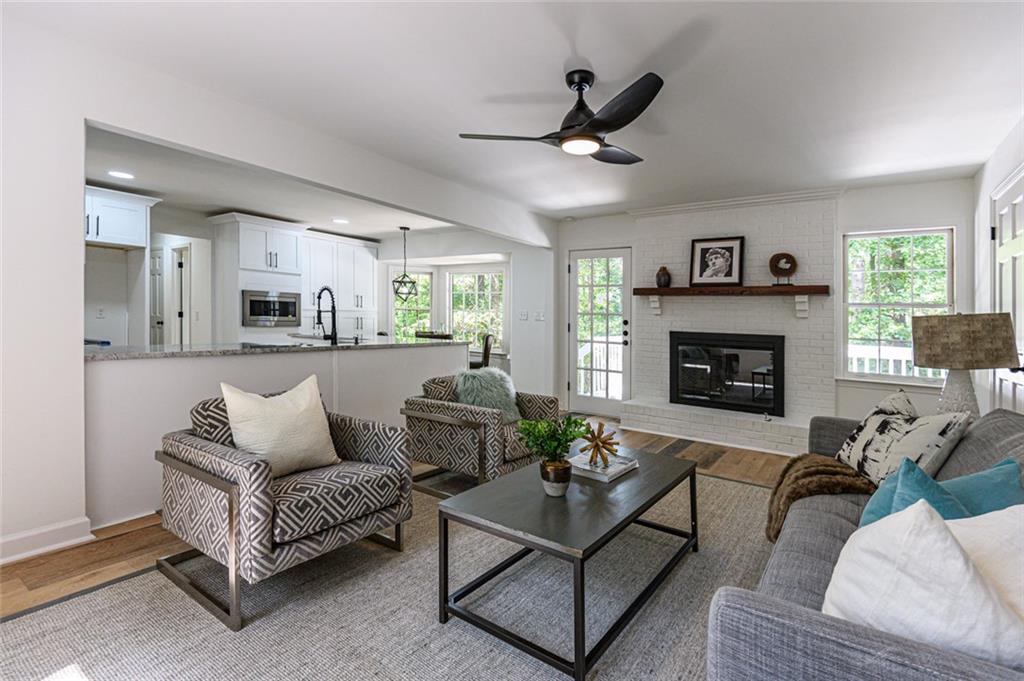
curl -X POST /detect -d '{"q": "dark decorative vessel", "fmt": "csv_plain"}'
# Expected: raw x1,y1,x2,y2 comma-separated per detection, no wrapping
539,461,572,497
656,266,671,288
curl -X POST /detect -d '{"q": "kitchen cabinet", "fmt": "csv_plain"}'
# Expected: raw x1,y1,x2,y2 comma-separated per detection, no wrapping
85,186,160,248
336,243,377,310
238,223,301,274
301,236,337,305
337,312,376,341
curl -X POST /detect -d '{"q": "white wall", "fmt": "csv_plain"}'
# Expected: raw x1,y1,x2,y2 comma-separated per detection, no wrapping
150,204,214,241
835,177,976,416
377,229,556,396
0,18,551,560
84,247,129,345
972,119,1024,413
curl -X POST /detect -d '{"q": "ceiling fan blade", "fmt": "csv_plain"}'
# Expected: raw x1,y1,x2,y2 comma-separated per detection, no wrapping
591,144,643,165
580,72,664,135
459,133,561,146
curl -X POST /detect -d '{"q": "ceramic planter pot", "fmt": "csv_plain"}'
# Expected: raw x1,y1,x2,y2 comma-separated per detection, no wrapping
539,460,572,497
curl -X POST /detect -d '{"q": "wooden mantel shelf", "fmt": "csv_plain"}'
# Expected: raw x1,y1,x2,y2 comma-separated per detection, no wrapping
632,285,830,297
634,284,830,318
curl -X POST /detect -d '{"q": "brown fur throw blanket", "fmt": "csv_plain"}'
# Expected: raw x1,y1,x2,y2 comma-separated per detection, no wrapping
766,454,877,542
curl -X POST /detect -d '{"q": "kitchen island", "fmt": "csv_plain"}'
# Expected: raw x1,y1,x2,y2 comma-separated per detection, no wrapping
85,338,468,528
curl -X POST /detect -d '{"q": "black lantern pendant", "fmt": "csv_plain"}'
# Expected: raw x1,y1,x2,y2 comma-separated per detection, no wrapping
391,226,417,302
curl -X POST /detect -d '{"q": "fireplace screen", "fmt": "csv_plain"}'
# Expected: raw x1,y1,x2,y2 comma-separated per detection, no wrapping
670,332,785,416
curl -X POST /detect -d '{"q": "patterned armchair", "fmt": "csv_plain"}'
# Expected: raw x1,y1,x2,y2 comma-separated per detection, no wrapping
402,375,560,486
156,396,411,630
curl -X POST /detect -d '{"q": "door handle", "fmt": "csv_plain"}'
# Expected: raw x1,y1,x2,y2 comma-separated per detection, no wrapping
622,340,629,346
96,215,100,237
85,213,90,236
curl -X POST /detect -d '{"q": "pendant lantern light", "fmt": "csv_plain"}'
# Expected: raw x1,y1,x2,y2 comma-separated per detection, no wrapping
391,226,417,302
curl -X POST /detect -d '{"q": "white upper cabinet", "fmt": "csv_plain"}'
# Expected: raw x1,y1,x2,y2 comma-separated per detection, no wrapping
85,186,160,248
269,230,301,274
238,225,270,270
336,242,377,310
227,216,302,274
301,236,337,306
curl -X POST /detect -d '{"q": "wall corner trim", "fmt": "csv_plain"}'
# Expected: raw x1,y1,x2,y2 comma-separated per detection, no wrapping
0,517,95,565
626,188,845,217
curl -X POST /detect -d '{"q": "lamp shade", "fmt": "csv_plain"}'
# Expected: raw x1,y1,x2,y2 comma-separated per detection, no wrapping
912,312,1019,370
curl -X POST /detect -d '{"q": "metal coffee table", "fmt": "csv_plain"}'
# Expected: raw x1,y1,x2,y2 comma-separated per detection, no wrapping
438,450,698,681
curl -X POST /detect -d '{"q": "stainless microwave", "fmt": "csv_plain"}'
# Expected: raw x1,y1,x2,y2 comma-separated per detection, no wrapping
241,290,301,327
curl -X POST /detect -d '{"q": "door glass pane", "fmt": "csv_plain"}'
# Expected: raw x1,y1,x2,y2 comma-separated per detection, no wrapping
608,372,623,400
608,315,623,342
608,286,622,314
577,287,591,313
577,369,591,396
608,343,622,372
577,259,592,285
593,258,609,285
591,286,607,315
592,342,607,371
577,314,592,340
608,258,623,284
592,370,607,398
577,342,592,369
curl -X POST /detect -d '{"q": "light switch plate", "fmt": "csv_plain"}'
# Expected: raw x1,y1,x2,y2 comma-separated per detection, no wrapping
534,311,545,321
96,307,106,319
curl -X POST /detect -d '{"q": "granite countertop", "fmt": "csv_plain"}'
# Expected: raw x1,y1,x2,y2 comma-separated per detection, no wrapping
84,337,469,362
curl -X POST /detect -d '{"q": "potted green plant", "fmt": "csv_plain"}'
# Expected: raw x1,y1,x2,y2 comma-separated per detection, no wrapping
517,415,588,497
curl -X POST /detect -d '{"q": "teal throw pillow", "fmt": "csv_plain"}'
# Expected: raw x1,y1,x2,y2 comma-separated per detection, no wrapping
861,457,1024,527
891,459,970,520
455,368,520,424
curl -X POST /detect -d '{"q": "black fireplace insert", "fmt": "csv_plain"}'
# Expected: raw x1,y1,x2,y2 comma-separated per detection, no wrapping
669,331,785,416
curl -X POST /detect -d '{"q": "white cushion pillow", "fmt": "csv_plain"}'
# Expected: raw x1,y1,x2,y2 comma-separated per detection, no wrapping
822,500,1024,668
221,375,338,477
835,390,971,484
946,505,1024,619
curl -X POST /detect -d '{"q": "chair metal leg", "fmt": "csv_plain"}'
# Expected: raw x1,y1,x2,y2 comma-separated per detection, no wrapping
367,523,404,552
156,485,243,631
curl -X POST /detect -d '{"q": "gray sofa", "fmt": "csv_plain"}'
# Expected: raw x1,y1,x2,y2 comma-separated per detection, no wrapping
708,408,1024,681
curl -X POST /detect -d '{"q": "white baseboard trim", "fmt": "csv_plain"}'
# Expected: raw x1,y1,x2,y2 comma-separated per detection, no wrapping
0,516,95,565
617,421,799,457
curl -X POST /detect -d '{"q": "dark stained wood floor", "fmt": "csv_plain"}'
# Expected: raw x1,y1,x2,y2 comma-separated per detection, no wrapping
1,420,787,619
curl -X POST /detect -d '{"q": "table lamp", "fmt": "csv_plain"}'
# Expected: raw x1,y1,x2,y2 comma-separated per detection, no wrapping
912,312,1020,419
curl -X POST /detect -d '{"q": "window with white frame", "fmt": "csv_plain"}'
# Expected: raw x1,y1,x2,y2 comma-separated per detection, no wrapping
447,267,508,352
391,270,433,343
844,229,953,380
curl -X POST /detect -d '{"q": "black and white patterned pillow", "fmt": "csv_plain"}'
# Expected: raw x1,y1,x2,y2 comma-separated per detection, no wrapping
836,391,971,484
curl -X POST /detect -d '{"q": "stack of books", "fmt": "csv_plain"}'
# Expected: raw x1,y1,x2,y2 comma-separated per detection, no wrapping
568,452,639,483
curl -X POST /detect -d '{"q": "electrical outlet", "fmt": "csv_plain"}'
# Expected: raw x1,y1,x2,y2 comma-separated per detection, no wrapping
96,307,105,319
519,310,529,321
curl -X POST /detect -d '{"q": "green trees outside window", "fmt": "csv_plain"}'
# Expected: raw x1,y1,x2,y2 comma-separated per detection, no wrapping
845,230,951,379
392,272,432,342
450,272,504,351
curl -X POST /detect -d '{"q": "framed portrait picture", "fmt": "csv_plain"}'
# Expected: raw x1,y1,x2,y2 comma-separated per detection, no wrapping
689,236,744,286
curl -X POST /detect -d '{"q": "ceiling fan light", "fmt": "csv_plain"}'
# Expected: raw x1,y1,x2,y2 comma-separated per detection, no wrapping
560,136,601,156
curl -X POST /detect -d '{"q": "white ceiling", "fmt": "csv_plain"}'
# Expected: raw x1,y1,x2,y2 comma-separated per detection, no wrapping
25,2,1024,219
85,127,451,238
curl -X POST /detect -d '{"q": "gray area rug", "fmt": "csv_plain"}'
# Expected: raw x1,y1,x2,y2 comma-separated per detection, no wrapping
1,475,771,681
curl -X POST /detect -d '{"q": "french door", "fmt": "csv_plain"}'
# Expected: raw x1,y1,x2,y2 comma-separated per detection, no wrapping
992,169,1024,412
569,249,631,416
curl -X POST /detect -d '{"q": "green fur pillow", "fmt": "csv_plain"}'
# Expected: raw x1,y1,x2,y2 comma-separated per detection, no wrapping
455,368,520,424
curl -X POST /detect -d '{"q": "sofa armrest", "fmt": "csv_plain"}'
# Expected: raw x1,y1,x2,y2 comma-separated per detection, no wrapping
808,416,860,456
159,431,274,581
708,587,1021,681
515,391,560,420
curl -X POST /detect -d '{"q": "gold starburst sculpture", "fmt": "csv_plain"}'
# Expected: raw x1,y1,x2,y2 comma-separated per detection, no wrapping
580,421,620,467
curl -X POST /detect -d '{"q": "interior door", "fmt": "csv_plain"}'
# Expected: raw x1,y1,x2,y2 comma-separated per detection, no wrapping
569,249,631,416
149,248,164,344
993,170,1024,412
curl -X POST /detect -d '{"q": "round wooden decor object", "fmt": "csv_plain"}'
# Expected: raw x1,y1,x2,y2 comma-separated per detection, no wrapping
769,252,798,278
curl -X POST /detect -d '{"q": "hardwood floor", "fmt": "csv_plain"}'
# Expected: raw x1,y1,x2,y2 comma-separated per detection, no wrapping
0,421,787,620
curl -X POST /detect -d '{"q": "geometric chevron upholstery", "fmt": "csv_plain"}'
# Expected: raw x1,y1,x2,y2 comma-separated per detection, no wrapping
269,462,402,543
404,376,559,483
160,408,412,585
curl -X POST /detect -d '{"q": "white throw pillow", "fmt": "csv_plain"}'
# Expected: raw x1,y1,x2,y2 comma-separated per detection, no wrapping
947,505,1024,619
822,500,1024,669
221,375,338,478
835,390,970,484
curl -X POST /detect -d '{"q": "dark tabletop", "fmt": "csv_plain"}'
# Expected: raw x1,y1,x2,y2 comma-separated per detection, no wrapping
439,449,696,559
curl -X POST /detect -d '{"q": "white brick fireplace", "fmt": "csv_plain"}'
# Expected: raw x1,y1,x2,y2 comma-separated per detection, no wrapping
618,193,838,454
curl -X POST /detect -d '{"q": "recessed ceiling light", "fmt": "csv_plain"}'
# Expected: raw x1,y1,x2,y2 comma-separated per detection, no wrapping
332,218,349,224
107,170,135,180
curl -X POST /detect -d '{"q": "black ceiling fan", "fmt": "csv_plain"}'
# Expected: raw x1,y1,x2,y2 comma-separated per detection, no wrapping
459,69,664,165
